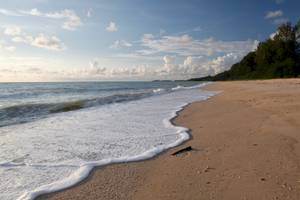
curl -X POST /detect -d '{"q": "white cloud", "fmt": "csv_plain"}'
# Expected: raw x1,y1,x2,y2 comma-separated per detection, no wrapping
176,26,203,35
0,9,23,17
21,8,42,16
114,67,145,78
159,55,176,74
142,34,155,43
183,56,194,66
0,41,17,52
67,61,149,80
110,40,132,49
0,50,250,81
138,34,258,57
265,10,283,19
4,26,22,36
5,46,16,52
0,66,60,82
270,31,278,39
3,23,66,51
31,34,65,51
12,33,65,51
87,60,107,75
2,8,82,31
163,55,175,65
45,9,82,30
207,53,241,75
12,36,29,43
181,56,208,76
175,54,236,77
264,10,289,25
104,33,259,80
106,22,118,32
86,52,245,80
0,6,260,81
154,53,244,79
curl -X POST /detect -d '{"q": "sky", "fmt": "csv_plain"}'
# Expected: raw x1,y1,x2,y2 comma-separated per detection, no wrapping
0,0,299,82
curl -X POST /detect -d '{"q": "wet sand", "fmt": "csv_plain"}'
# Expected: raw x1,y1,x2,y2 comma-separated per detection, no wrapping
39,79,300,200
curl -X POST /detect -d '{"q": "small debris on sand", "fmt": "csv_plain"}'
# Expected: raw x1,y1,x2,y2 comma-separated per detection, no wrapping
171,146,193,156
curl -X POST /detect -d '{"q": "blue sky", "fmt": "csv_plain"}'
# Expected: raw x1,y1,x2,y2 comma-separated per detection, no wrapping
0,0,299,81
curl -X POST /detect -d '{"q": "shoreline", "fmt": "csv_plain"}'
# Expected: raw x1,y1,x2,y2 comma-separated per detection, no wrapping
35,83,215,200
40,79,300,200
37,107,194,200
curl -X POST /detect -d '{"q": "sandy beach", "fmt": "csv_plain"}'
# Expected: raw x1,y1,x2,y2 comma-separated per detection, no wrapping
39,79,300,200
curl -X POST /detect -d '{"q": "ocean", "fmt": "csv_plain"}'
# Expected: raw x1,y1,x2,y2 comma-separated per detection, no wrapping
0,81,215,200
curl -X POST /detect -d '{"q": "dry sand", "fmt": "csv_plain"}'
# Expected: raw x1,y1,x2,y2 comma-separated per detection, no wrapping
39,79,300,200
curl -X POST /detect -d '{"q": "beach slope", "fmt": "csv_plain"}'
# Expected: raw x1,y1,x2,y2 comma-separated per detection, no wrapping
41,79,300,200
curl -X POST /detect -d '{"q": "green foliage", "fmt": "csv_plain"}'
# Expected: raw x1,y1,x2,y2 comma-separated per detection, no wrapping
295,19,300,40
191,20,300,81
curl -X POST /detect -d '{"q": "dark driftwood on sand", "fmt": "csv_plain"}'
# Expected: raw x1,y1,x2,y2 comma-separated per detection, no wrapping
171,146,193,156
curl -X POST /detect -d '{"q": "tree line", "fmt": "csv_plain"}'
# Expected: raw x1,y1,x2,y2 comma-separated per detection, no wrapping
190,19,300,81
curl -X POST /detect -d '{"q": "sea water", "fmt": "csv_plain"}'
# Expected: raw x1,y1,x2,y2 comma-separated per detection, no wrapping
0,81,215,200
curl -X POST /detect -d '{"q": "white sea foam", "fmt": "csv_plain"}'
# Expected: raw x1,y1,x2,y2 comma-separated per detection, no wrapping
152,88,165,93
171,85,184,91
0,83,216,200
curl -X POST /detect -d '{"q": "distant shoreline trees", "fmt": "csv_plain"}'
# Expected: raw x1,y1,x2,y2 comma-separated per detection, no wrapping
190,19,300,81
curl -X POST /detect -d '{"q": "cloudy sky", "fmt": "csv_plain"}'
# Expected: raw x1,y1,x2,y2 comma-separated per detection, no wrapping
0,0,299,82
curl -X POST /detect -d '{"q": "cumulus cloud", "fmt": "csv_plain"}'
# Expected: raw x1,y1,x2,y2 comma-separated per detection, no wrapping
138,34,258,57
3,24,65,51
31,34,65,51
0,50,250,81
270,31,279,39
106,22,118,32
265,10,283,19
65,60,145,80
207,53,241,74
12,33,65,51
181,56,210,76
111,66,146,77
155,53,243,79
22,8,42,16
106,33,259,79
183,56,194,66
94,52,246,80
163,55,175,65
110,40,132,49
87,60,107,75
4,26,22,36
158,55,177,75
